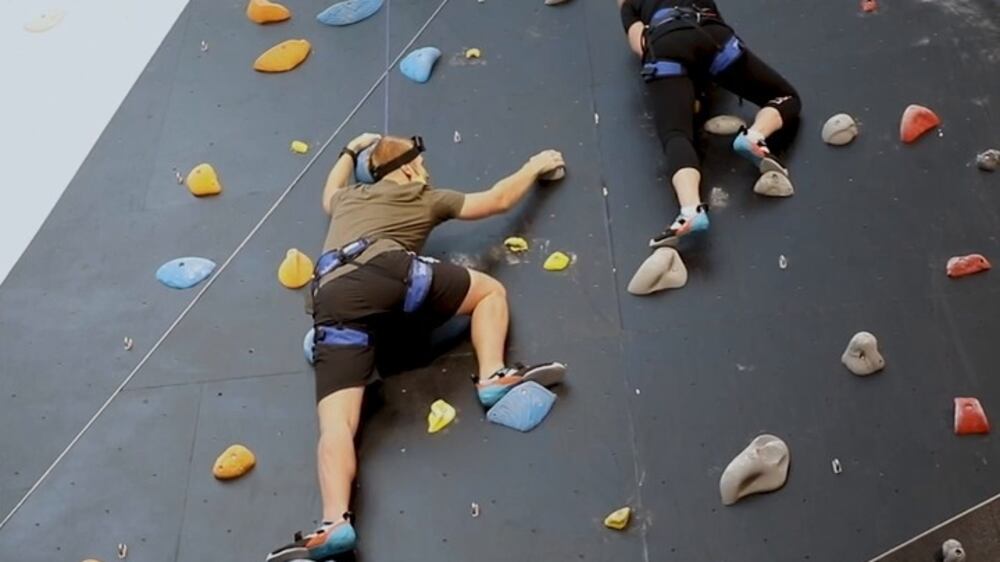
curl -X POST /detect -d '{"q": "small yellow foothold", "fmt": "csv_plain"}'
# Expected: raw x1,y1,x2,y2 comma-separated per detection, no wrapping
543,251,571,271
427,399,456,433
504,237,529,253
213,444,256,480
186,163,222,197
278,249,314,289
254,39,311,73
465,48,481,59
290,140,309,154
604,506,631,530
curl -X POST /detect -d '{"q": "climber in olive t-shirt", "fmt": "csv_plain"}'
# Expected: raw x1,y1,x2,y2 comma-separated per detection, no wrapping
266,133,568,562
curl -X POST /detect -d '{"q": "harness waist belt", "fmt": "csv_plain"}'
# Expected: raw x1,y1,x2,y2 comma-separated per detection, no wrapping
650,6,721,28
314,238,372,280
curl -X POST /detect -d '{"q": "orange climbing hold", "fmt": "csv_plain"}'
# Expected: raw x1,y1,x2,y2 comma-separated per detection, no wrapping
246,0,291,24
861,0,877,13
254,39,311,73
946,254,991,278
954,398,990,435
900,104,940,143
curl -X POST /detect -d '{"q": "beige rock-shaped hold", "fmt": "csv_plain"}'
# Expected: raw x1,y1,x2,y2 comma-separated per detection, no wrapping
704,115,747,136
24,9,65,32
942,539,966,562
603,506,631,530
720,434,790,506
754,171,794,197
627,248,687,295
821,113,859,146
841,331,885,376
213,444,256,480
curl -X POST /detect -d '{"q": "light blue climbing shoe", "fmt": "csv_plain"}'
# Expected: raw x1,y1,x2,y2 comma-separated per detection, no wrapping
649,204,709,248
475,362,566,408
266,519,357,562
733,129,787,175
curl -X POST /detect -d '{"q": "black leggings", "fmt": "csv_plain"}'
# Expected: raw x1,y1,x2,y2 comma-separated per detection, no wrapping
645,23,801,179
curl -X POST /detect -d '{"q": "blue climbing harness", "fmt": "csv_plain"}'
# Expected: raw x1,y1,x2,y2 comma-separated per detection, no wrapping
403,256,434,313
641,6,744,82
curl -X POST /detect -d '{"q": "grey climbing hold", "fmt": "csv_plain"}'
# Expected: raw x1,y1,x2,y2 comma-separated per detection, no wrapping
841,331,885,376
720,434,790,506
977,149,999,172
156,257,216,289
355,145,376,184
754,170,794,197
487,382,556,432
400,47,442,84
627,247,687,295
941,539,965,562
704,115,746,136
317,0,383,26
821,113,859,146
539,166,566,181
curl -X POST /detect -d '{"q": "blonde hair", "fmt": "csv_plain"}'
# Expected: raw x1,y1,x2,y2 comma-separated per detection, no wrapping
370,136,417,170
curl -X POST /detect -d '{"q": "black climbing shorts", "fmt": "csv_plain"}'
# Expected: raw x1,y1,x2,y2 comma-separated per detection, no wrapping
311,250,471,402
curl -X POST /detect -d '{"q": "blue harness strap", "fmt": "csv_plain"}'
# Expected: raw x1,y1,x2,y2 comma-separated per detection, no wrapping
709,35,744,76
403,256,434,313
311,238,372,296
315,325,370,347
641,60,687,81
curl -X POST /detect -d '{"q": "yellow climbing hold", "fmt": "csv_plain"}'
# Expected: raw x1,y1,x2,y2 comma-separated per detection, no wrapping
186,163,222,197
246,0,291,24
254,39,311,73
278,249,314,289
290,140,309,154
465,48,481,59
213,444,256,480
604,507,631,530
543,251,571,271
504,236,529,253
427,399,456,433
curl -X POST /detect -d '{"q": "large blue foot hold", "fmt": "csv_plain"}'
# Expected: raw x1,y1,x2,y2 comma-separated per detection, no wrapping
355,145,376,184
317,0,383,26
400,47,442,83
487,382,557,432
156,257,216,289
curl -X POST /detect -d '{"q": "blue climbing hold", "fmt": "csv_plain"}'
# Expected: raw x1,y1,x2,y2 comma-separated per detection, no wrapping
317,0,383,26
304,327,315,365
486,382,557,432
355,145,376,184
155,257,216,289
400,47,442,84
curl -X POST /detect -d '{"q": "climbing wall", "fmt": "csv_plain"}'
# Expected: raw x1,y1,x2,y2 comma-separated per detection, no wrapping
1,0,999,561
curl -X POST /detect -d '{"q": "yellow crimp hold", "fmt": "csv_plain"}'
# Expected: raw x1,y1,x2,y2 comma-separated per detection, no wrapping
603,506,631,530
543,251,571,271
254,39,311,73
186,163,222,197
465,48,481,59
278,249,314,289
427,399,456,433
290,140,309,154
213,444,256,480
504,236,529,253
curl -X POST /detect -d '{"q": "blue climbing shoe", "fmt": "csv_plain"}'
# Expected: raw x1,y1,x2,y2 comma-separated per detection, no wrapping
266,520,357,562
649,204,709,248
475,362,566,408
733,129,787,175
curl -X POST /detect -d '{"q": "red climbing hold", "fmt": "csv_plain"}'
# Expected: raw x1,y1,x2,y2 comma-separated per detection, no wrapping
861,0,877,13
954,398,990,435
900,105,940,143
946,254,991,278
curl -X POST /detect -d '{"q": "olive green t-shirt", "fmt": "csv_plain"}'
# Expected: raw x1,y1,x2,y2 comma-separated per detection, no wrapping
321,179,466,281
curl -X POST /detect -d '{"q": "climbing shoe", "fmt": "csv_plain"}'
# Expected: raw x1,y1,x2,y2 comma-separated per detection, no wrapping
266,519,357,562
475,362,567,408
649,204,709,248
733,128,787,175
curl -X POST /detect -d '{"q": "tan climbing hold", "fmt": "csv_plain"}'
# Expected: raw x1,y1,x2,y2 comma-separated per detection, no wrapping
427,399,456,433
539,165,566,181
186,164,222,197
753,170,794,197
627,247,687,295
24,9,65,32
821,113,859,146
942,539,966,562
213,444,256,480
278,249,314,289
465,48,481,59
290,140,309,154
720,434,790,506
504,237,529,253
841,331,885,376
704,115,746,136
247,0,291,24
543,251,571,271
603,507,631,530
254,39,311,73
